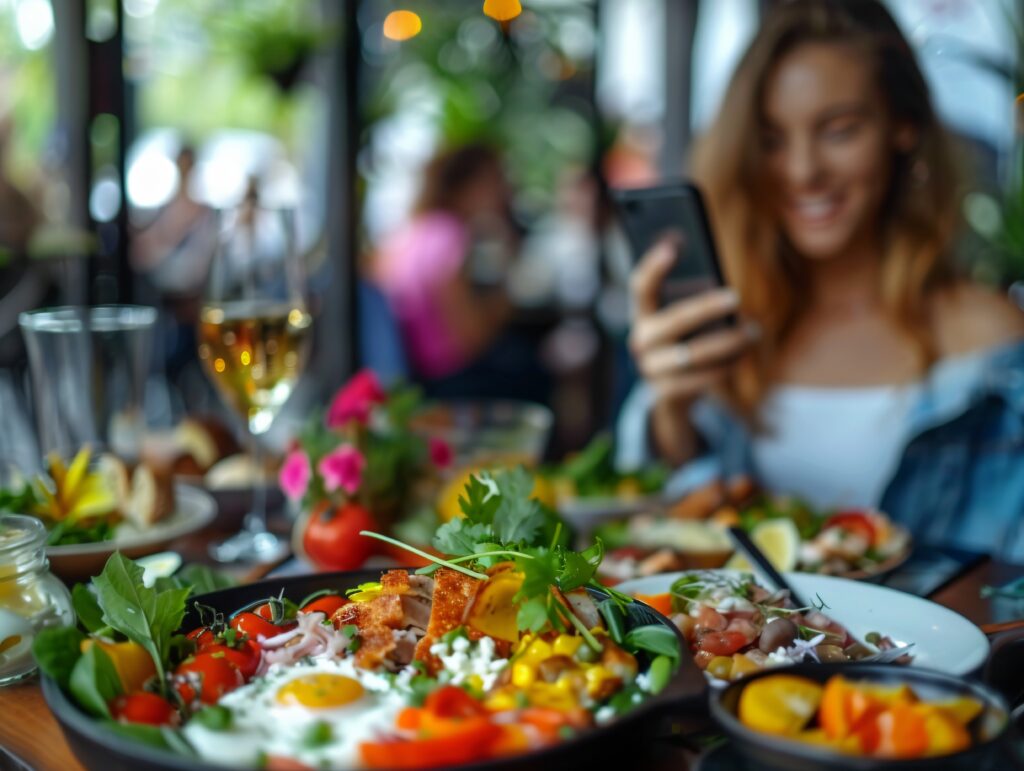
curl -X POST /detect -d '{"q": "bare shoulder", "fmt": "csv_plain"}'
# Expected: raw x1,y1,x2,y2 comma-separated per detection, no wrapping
932,282,1024,356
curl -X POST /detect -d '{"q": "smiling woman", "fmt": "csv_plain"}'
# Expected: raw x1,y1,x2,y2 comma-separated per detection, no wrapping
620,0,1024,561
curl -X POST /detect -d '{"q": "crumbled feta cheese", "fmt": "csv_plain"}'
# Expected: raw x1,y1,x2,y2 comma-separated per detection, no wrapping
431,637,509,691
595,706,616,724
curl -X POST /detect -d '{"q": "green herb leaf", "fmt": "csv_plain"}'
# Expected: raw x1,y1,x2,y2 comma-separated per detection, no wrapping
92,553,191,690
623,625,681,662
647,655,673,694
101,721,195,756
72,584,106,634
597,599,626,645
32,625,85,689
69,643,122,718
458,474,501,524
433,519,493,557
303,720,333,748
193,705,233,730
492,469,546,545
516,597,549,633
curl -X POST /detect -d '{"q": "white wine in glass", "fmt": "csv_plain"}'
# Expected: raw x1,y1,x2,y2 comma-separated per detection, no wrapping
199,203,311,563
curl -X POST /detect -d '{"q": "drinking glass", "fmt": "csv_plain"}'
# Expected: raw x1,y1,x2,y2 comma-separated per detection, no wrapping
198,204,312,563
19,305,157,463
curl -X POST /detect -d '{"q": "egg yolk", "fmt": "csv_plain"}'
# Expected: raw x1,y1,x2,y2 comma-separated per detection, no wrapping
276,674,364,708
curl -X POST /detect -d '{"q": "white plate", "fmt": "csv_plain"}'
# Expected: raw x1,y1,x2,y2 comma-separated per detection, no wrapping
46,484,216,579
616,570,990,676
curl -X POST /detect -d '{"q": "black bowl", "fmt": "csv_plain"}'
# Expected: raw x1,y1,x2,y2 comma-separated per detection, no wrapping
710,662,1012,771
42,568,708,771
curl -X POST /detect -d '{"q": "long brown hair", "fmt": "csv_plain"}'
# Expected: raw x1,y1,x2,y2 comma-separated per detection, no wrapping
691,0,960,422
412,143,502,215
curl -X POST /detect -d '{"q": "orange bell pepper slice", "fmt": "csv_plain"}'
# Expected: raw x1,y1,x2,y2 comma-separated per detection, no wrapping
635,593,674,616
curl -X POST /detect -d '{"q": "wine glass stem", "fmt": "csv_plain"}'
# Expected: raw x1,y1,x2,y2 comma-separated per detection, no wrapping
245,424,269,535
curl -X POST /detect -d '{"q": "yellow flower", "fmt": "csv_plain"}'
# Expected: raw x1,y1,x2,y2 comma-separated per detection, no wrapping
33,447,118,524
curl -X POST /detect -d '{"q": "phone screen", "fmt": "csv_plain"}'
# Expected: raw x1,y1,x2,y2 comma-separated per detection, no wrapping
612,183,727,307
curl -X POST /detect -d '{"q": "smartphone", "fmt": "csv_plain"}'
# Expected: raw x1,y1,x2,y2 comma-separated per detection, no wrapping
612,181,731,312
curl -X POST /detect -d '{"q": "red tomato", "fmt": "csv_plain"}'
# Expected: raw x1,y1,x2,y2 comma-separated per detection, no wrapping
697,630,748,657
823,511,878,546
252,603,275,621
424,685,486,719
174,653,244,705
230,611,288,641
186,627,215,650
302,502,377,571
110,691,178,726
202,640,262,679
301,595,348,617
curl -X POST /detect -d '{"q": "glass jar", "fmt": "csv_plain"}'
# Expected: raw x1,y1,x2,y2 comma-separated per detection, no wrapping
0,514,75,685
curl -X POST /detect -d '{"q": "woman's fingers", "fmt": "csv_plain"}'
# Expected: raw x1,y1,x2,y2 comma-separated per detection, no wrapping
636,324,755,380
630,288,739,354
648,363,733,403
630,237,680,317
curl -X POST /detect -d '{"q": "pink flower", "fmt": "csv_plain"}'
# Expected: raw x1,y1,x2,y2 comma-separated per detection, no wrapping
428,437,453,469
326,369,387,427
279,449,311,501
318,444,366,495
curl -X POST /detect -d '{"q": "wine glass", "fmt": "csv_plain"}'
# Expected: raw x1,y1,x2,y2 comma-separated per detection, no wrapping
197,202,312,562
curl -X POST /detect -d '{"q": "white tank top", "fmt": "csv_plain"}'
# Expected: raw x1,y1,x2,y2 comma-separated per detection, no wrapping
752,384,919,511
750,350,991,511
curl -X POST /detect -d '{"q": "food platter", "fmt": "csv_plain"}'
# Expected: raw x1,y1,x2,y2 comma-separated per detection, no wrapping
41,568,708,771
617,571,990,677
46,484,216,580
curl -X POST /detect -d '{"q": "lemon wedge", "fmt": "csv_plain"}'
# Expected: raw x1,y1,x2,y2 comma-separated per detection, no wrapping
726,518,800,572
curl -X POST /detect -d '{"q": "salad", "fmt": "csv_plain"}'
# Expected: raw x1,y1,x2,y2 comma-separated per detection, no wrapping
33,469,682,769
597,490,910,581
2,446,175,546
540,435,667,505
633,571,909,683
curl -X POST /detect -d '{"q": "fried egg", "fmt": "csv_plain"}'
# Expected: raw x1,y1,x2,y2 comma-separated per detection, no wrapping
183,657,408,769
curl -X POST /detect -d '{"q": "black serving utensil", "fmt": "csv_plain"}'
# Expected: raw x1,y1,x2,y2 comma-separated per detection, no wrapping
726,526,808,608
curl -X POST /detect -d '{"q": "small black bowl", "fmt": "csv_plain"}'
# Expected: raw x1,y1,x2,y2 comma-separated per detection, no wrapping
43,568,709,771
710,662,1012,771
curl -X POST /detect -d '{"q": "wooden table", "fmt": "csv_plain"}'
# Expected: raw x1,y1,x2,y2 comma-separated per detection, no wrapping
2,547,1022,771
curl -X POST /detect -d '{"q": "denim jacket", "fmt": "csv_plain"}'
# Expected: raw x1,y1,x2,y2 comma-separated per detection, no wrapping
616,341,1024,563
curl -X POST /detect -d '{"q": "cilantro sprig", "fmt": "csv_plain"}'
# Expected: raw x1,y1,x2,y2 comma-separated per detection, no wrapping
362,468,616,651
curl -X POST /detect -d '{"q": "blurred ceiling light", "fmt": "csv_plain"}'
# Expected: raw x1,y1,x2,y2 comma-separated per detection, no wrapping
483,0,521,22
15,0,54,50
383,10,422,41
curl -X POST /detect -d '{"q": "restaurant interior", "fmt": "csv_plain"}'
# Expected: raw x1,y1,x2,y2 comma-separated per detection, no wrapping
1,0,1024,769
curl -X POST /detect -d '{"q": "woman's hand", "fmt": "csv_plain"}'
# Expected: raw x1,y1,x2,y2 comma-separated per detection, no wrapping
629,238,756,464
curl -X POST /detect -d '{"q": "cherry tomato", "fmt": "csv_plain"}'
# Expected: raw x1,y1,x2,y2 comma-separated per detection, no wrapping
697,630,749,657
186,627,215,650
301,595,348,618
302,502,377,571
823,511,878,546
110,691,178,726
230,611,287,641
174,652,244,705
202,640,262,679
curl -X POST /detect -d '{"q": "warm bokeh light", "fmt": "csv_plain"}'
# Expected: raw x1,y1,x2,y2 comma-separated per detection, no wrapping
383,10,422,41
483,0,522,23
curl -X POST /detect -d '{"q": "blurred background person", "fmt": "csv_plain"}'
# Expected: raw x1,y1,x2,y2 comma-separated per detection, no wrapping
620,0,1024,559
131,144,218,390
372,142,550,403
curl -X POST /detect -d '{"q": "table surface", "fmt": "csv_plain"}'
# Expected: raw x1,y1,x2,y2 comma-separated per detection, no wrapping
2,523,1022,771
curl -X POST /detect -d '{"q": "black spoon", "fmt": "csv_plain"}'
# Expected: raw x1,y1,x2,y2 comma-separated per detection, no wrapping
726,526,809,608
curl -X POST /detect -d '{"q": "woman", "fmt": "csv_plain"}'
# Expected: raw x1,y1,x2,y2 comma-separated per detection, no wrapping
374,143,548,402
619,0,1024,559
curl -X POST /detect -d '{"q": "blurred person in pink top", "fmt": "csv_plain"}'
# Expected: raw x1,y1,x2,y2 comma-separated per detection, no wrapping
374,143,549,402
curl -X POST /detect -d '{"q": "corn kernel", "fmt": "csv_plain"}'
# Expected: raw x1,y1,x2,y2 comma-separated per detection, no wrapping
529,683,577,711
553,635,582,657
584,665,613,696
524,639,552,663
485,689,519,711
466,674,484,693
554,674,575,693
516,634,534,655
512,662,536,688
